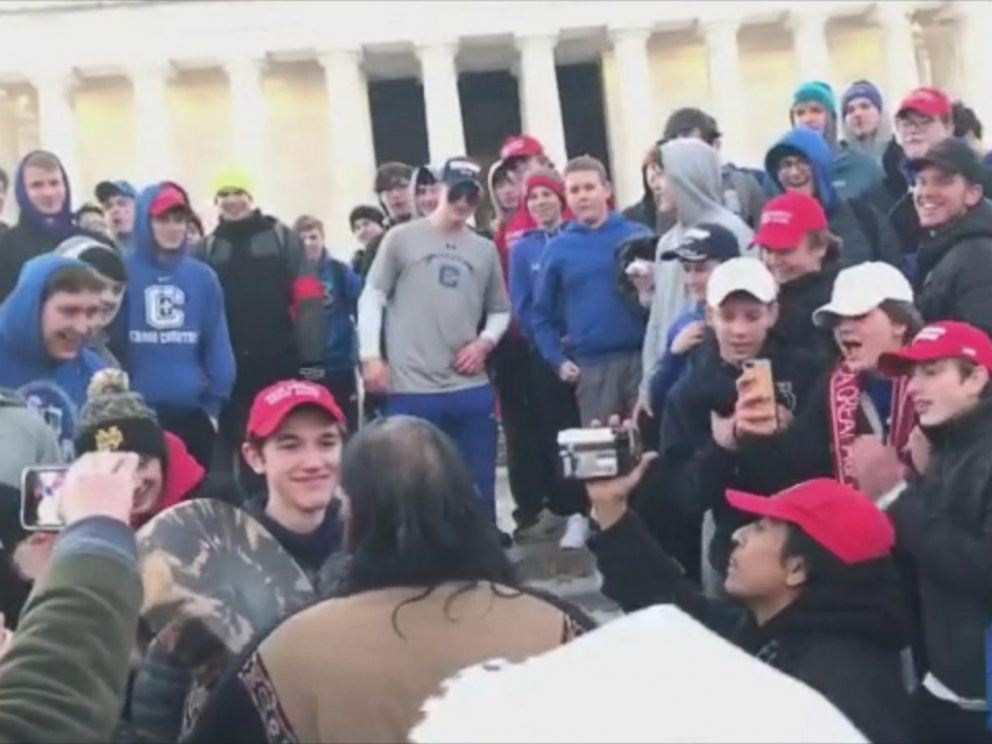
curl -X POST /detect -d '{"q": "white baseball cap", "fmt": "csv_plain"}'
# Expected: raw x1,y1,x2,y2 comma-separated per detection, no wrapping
812,262,914,328
706,257,778,307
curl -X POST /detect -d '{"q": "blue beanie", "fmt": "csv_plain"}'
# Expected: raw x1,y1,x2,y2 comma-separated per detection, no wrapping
792,81,837,114
841,80,883,114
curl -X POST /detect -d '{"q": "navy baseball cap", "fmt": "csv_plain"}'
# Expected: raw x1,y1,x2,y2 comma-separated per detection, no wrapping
661,223,740,263
441,157,483,189
95,180,137,202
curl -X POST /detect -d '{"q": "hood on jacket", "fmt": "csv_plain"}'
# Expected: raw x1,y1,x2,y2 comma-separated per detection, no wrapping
765,129,838,213
158,431,205,516
487,159,517,220
762,557,910,653
0,253,91,367
132,181,193,265
659,139,724,226
410,164,441,218
13,150,74,241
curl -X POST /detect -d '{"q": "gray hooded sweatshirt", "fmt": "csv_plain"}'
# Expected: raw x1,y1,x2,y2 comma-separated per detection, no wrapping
640,139,754,395
0,389,62,489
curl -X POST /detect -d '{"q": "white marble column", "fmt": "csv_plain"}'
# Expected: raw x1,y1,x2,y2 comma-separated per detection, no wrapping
416,41,466,162
609,26,656,208
129,61,175,184
954,0,992,136
701,18,750,164
318,47,378,248
222,55,269,204
874,1,919,102
31,69,80,191
515,34,567,169
788,11,832,88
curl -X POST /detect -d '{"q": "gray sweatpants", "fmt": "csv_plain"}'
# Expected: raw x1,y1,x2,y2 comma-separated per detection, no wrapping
575,352,642,426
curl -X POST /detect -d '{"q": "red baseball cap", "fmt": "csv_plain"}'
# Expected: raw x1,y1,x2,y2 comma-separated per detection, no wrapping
896,87,952,120
500,134,545,161
878,321,992,377
149,184,190,217
726,479,894,564
754,192,828,251
247,380,345,439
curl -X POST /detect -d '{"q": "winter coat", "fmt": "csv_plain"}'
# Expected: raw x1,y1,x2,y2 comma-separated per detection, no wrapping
773,263,841,366
589,509,911,744
765,128,903,268
887,395,992,699
915,199,992,339
197,210,325,378
657,334,821,574
642,140,754,396
0,517,142,743
0,388,61,490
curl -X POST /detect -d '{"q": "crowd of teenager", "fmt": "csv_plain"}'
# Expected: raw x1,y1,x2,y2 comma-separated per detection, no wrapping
0,75,991,743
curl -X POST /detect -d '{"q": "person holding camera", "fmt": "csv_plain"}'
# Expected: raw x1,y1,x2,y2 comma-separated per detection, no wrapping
586,467,910,744
0,451,143,743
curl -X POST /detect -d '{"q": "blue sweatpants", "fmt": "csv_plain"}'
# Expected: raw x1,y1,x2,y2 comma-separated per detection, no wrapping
387,384,497,522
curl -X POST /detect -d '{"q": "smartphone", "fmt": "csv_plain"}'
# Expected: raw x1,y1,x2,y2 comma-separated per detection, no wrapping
21,465,69,532
739,359,778,433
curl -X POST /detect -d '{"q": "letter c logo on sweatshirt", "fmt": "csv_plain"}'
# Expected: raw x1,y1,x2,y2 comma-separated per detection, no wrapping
145,285,186,330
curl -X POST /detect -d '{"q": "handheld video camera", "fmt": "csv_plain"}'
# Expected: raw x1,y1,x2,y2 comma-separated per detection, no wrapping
557,426,640,480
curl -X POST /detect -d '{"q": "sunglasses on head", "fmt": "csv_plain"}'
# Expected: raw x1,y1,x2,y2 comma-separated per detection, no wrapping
448,182,481,206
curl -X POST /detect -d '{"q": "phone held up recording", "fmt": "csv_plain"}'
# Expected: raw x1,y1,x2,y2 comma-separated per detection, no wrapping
738,358,778,435
20,465,70,532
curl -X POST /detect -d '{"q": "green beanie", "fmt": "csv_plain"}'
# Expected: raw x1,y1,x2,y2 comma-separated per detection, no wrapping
792,81,837,115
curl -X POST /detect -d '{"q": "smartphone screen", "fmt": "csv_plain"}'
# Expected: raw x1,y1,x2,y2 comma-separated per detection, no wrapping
21,466,70,532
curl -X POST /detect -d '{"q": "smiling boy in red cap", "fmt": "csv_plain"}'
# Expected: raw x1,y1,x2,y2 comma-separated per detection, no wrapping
852,320,992,742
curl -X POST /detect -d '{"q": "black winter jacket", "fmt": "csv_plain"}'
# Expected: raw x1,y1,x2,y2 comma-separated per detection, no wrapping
0,219,89,303
773,265,840,367
916,199,992,339
198,211,324,374
590,510,911,744
655,334,822,573
887,395,992,699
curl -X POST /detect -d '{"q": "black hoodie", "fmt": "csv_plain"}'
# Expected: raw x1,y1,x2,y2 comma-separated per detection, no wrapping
916,199,992,338
589,510,911,744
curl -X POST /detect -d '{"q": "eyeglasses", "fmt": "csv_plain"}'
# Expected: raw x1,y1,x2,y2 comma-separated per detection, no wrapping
897,114,938,132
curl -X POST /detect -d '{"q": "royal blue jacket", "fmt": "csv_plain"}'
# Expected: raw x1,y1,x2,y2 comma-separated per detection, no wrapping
0,254,106,458
649,303,705,414
124,183,235,418
508,226,562,343
312,254,362,371
532,213,649,368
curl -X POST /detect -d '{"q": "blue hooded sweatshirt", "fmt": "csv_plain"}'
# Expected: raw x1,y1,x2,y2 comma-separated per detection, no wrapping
532,213,649,368
765,128,840,214
508,225,564,343
312,254,363,371
124,183,235,418
0,254,107,458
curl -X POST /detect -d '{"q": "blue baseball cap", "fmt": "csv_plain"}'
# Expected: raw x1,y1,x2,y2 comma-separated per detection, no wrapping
95,180,137,203
661,223,740,263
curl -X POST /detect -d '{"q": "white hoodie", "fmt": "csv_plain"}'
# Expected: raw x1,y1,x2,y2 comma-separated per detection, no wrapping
640,139,755,396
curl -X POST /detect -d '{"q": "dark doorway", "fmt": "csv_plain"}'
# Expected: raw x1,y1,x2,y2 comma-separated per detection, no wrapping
459,70,522,230
368,78,429,167
557,62,611,177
